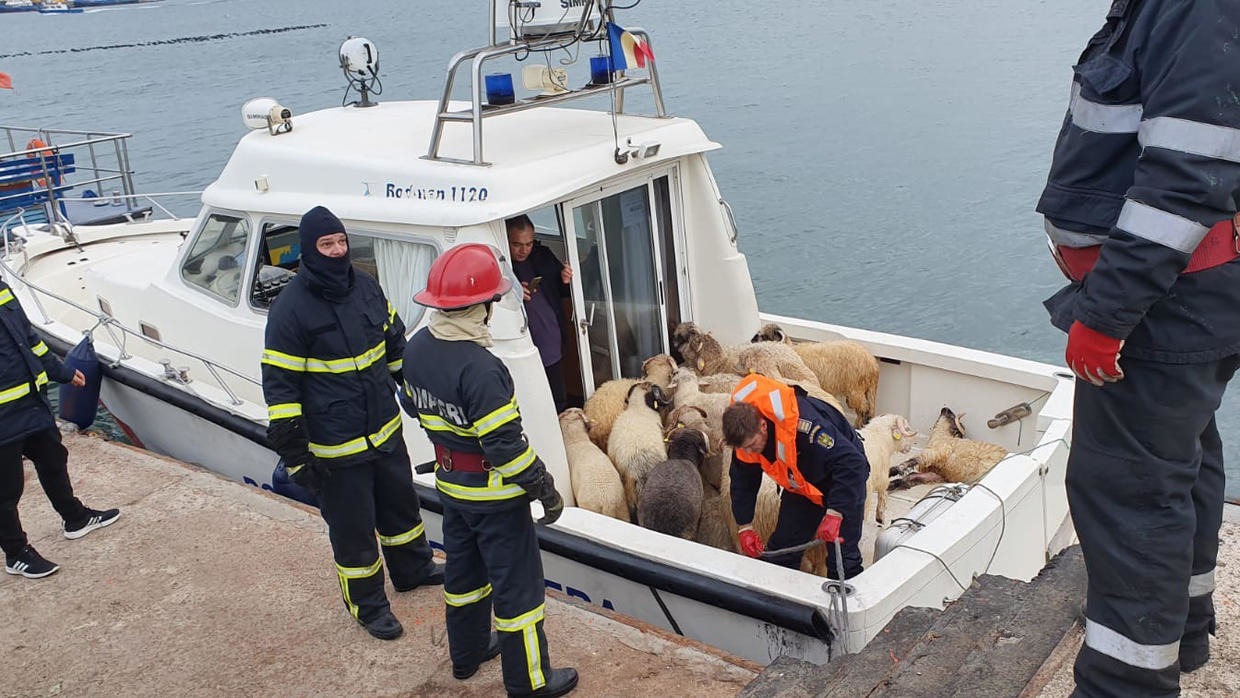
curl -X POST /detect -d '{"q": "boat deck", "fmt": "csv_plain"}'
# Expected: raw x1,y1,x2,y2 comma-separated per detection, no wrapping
0,433,758,696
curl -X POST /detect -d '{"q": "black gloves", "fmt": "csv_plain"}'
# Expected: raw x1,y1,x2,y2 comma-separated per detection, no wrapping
268,417,325,494
288,457,330,496
532,472,564,525
267,417,309,462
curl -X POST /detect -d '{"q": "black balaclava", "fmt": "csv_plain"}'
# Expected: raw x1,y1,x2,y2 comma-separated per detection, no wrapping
298,206,354,302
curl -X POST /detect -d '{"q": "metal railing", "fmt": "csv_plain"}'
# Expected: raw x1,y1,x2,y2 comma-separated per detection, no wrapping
0,246,259,408
425,3,666,165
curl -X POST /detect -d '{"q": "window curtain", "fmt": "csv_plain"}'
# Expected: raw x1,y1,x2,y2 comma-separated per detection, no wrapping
373,237,435,331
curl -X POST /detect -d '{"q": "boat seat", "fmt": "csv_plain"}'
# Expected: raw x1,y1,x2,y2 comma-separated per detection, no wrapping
0,152,76,214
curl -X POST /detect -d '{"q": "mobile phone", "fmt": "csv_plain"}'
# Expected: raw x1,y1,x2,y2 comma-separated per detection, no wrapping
528,276,543,291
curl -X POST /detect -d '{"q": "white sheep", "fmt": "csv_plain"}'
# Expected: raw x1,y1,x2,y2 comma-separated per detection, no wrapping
890,407,1008,487
558,408,629,523
582,354,677,451
636,428,710,539
856,413,918,526
606,382,669,518
752,322,881,427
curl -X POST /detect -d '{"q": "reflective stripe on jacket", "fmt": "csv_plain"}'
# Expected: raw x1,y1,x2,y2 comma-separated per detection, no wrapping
0,282,75,445
401,326,548,509
260,271,406,465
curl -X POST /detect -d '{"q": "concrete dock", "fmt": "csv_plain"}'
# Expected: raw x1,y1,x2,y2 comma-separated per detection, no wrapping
8,432,1240,697
1,433,757,697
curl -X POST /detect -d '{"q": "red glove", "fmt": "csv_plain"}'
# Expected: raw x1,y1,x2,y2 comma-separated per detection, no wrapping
1066,320,1124,386
816,510,843,544
738,527,765,558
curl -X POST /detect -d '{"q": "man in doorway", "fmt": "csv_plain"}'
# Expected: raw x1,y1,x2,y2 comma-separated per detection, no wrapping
506,215,572,413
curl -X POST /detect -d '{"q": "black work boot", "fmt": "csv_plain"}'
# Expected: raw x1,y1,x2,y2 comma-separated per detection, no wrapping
508,667,579,697
360,610,404,640
1180,634,1210,673
452,632,502,680
395,561,445,592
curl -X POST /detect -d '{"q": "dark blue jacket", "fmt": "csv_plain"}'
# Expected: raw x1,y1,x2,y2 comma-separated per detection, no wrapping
0,281,75,445
401,326,550,511
730,390,870,525
1038,0,1240,363
260,270,406,466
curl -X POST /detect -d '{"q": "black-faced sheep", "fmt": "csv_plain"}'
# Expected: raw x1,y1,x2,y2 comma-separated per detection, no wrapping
890,407,1008,487
583,353,677,451
636,428,710,539
606,382,669,518
856,413,918,525
559,408,629,522
752,322,881,427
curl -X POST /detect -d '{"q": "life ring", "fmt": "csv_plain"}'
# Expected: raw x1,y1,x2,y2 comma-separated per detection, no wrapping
26,137,53,188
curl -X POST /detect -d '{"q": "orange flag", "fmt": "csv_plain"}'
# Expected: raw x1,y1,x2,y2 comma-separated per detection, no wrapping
0,72,12,90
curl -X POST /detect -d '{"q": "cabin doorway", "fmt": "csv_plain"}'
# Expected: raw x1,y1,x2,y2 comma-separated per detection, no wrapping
562,169,684,397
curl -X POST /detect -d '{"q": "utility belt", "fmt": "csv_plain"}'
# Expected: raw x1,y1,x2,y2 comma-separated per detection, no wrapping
433,444,491,473
1050,215,1240,283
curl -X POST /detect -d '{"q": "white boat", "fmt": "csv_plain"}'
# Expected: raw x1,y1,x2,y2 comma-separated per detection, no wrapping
0,2,1075,665
37,1,83,13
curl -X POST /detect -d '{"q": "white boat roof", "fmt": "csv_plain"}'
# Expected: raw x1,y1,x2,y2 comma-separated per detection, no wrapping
203,100,720,228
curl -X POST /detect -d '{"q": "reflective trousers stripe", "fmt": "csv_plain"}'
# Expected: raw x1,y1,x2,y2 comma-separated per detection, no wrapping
1084,619,1179,671
378,521,425,547
496,603,547,690
1189,569,1215,598
336,558,383,580
444,583,493,607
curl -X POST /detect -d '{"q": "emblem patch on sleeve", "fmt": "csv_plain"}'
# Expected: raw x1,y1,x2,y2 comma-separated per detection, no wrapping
816,432,835,449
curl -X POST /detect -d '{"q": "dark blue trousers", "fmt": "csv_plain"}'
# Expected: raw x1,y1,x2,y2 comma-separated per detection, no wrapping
767,489,864,578
317,445,436,624
1069,355,1239,698
441,499,552,694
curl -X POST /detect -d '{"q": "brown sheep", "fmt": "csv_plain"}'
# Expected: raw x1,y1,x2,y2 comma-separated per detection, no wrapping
752,322,880,427
890,407,1008,487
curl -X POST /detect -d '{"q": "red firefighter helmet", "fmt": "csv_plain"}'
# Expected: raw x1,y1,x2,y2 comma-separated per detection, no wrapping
414,243,513,310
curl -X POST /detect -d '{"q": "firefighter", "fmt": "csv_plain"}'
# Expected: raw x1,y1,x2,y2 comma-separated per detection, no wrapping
1037,2,1240,695
260,206,442,641
721,373,869,579
402,243,578,698
1,279,120,579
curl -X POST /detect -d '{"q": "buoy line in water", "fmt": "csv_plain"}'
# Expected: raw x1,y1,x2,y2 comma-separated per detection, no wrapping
0,24,328,59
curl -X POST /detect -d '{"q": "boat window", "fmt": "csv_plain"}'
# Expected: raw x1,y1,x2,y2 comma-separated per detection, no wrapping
181,212,250,304
249,220,436,329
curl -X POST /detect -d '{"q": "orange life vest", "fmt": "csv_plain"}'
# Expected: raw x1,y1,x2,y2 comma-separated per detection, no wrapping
731,373,824,506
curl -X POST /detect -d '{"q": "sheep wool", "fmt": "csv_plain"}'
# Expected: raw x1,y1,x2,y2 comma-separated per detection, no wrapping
606,382,669,517
558,408,629,522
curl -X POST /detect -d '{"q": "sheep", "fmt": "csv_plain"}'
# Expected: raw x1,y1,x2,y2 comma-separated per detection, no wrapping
696,372,742,395
583,353,678,451
636,428,710,539
661,405,738,553
752,322,880,427
672,322,735,375
558,408,629,522
856,413,918,526
889,407,1009,487
733,341,822,387
606,382,669,518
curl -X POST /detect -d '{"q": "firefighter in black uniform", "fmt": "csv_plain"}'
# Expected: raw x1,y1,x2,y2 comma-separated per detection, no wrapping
1038,3,1240,695
261,206,443,641
722,373,869,579
402,243,578,698
1,280,120,579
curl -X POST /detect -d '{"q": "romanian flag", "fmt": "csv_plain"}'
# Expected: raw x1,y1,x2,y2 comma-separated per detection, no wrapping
0,73,12,91
607,23,653,71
